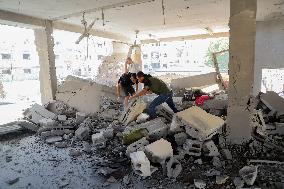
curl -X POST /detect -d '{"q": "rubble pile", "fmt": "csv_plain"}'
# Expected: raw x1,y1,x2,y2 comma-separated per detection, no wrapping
4,85,284,188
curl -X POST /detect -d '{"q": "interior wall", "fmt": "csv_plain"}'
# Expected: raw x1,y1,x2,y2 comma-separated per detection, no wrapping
253,20,284,95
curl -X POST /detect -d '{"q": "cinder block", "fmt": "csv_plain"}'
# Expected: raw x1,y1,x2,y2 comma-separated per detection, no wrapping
130,151,152,177
203,140,220,157
92,132,106,144
165,156,182,178
156,103,174,122
75,126,91,140
126,137,149,157
23,103,57,124
182,139,202,156
120,99,147,125
145,138,173,165
177,106,224,140
174,132,188,146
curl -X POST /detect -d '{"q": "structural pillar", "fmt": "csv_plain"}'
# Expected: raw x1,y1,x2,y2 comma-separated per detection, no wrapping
227,0,257,144
34,20,57,104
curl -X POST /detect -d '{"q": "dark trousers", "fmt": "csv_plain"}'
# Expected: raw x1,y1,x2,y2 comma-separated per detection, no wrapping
148,93,178,119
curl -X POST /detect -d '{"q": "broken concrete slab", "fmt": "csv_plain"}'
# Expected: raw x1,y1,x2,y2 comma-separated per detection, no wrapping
177,106,224,140
39,118,56,127
171,72,217,89
145,138,173,165
23,103,57,124
156,103,174,122
130,151,152,177
17,120,39,132
126,137,149,157
0,122,22,135
120,99,147,125
203,140,220,157
76,112,86,124
122,128,149,145
165,156,182,179
260,91,284,116
56,76,103,114
239,165,258,186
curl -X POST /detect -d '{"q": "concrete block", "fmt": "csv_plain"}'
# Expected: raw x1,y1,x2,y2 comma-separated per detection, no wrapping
136,113,149,124
92,132,106,144
145,138,173,165
57,115,67,121
156,103,174,122
194,179,206,189
130,151,152,177
76,112,86,124
75,126,91,140
122,128,149,145
45,136,63,144
39,118,56,127
174,132,188,146
183,139,202,156
239,165,258,186
165,156,182,178
120,99,147,125
203,140,220,157
260,91,284,116
23,103,57,124
126,137,149,157
177,106,224,140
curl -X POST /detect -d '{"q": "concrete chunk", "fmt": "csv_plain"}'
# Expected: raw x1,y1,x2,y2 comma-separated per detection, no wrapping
239,165,258,186
130,151,152,177
126,137,149,157
17,120,39,132
76,112,86,124
260,91,284,116
45,136,63,144
203,140,220,157
75,126,91,141
174,132,188,146
57,115,67,121
23,103,56,124
92,132,106,144
120,99,147,125
194,179,206,189
183,139,202,156
39,118,56,127
145,138,173,165
165,157,182,179
177,106,224,140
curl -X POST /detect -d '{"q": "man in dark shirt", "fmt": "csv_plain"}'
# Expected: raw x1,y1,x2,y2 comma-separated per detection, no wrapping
117,72,138,109
129,71,178,119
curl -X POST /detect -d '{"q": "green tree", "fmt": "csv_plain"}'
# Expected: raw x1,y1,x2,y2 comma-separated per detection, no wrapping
205,38,229,72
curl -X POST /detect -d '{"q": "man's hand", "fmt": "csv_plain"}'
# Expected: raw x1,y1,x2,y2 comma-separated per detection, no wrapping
129,96,134,100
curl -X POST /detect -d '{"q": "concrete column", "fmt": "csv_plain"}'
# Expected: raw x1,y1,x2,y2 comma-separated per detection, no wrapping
34,20,57,104
227,0,257,144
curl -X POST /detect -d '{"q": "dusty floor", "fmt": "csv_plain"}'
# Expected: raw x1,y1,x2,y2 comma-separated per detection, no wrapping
0,132,186,189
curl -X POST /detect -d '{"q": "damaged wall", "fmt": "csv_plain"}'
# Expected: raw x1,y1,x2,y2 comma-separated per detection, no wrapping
253,20,284,95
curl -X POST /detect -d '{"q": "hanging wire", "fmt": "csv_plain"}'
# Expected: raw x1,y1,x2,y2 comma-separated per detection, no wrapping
102,9,105,26
161,0,166,25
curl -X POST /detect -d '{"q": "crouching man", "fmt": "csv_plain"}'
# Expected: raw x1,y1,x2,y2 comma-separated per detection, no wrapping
117,72,138,109
129,71,178,119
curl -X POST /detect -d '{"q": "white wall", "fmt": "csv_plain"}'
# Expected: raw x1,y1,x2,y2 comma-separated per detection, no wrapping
253,20,284,95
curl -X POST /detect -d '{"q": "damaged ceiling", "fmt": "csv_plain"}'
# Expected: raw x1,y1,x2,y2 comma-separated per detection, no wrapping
0,0,283,40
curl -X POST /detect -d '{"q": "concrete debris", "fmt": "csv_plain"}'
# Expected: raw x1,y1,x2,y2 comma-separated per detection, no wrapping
17,120,39,132
130,151,152,177
233,177,245,189
123,175,130,185
216,175,229,185
75,126,91,141
203,140,220,156
194,158,203,165
145,138,173,165
212,156,222,168
69,149,81,157
75,112,86,124
39,118,56,127
260,91,284,116
102,127,114,139
123,128,149,145
156,103,174,122
239,165,258,186
136,113,149,123
92,132,106,144
194,179,206,189
57,115,67,121
56,76,103,114
23,103,57,124
6,177,20,185
126,137,149,157
45,136,63,144
177,106,224,140
120,99,147,125
82,142,92,153
165,156,182,178
54,141,68,148
106,176,117,183
220,148,232,160
182,139,202,156
174,132,188,146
